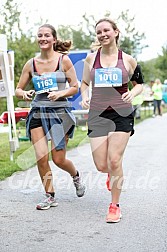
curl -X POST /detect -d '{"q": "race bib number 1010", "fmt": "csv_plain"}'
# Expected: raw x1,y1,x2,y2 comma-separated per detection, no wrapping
94,67,122,87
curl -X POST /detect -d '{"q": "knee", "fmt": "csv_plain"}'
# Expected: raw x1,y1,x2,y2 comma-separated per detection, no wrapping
95,162,107,173
37,156,48,167
108,156,121,171
52,156,65,167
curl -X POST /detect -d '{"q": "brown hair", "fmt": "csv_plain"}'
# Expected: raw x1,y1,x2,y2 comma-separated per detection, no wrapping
91,18,120,50
39,24,72,53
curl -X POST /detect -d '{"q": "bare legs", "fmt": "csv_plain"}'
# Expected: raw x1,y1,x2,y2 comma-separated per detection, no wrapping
90,132,131,204
31,127,77,193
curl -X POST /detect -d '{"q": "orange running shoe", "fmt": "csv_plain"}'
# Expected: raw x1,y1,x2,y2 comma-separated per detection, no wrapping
106,173,111,191
106,203,122,223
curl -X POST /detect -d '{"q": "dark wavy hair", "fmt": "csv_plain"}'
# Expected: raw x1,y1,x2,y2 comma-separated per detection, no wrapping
39,24,72,53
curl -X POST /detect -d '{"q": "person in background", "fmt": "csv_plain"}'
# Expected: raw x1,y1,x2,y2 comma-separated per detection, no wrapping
15,24,85,210
81,18,144,223
152,78,163,117
132,93,143,119
150,80,154,88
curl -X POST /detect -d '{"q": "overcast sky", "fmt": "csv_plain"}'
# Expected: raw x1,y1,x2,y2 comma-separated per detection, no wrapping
1,0,167,61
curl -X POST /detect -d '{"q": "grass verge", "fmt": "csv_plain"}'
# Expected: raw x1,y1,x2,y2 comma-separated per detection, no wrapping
0,126,88,180
0,107,166,181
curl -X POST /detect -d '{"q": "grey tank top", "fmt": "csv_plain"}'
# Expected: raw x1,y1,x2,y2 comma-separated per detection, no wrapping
31,55,69,107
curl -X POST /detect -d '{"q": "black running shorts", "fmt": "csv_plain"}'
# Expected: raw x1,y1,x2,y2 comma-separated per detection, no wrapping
87,109,134,137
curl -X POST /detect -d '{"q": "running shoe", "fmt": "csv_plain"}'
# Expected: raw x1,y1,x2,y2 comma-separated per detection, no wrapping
73,173,86,197
36,193,58,210
106,203,122,223
106,173,111,191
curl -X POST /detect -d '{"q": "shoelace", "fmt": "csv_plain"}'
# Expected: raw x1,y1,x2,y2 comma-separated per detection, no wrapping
73,176,81,189
43,194,53,202
109,204,118,214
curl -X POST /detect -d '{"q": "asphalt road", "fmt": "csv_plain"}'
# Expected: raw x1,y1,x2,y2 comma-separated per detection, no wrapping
0,114,167,252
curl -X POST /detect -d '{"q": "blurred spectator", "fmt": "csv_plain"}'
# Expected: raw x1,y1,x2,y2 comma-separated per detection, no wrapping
132,94,143,119
150,80,154,88
151,78,163,117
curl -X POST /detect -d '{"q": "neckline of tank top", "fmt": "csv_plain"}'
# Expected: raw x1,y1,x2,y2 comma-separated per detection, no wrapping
32,56,62,75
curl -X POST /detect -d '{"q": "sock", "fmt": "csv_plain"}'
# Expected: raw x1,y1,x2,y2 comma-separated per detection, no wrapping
47,192,55,198
111,203,120,207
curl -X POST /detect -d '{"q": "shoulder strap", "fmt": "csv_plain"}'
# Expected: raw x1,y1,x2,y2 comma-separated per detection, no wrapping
92,48,101,68
30,58,36,75
57,55,64,71
118,49,122,60
31,58,37,73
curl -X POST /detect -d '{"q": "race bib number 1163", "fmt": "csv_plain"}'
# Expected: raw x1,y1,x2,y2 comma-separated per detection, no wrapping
33,73,58,94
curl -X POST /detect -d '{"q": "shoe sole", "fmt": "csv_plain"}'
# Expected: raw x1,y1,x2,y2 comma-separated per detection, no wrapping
106,214,122,223
36,202,58,210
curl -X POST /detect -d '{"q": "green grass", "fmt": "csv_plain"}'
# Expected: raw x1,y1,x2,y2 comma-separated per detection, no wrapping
0,106,166,181
0,126,88,180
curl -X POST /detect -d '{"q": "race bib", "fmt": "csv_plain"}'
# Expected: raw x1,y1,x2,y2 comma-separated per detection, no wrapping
94,67,122,87
32,72,58,94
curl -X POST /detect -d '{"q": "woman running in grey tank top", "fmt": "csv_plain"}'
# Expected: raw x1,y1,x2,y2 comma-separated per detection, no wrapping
15,24,86,210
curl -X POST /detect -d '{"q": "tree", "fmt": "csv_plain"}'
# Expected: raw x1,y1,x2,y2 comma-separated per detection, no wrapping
0,2,156,113
0,0,23,113
140,59,162,84
57,10,147,59
57,14,96,50
117,10,147,59
0,0,43,113
155,45,167,82
140,44,167,84
0,0,22,40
